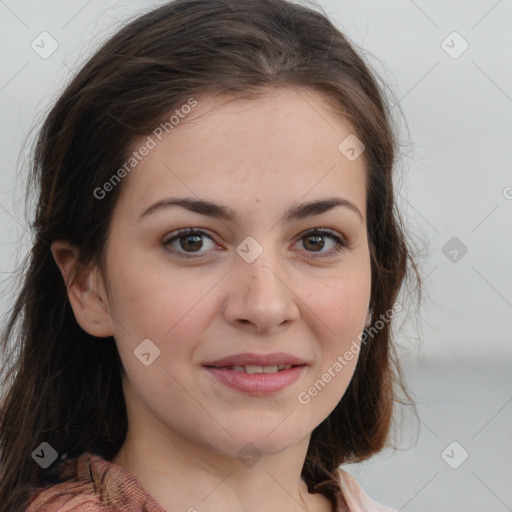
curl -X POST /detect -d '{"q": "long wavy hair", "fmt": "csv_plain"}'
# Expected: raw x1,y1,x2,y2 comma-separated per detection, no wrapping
0,0,422,510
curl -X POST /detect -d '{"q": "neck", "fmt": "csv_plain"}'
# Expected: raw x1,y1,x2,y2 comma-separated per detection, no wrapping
111,431,333,512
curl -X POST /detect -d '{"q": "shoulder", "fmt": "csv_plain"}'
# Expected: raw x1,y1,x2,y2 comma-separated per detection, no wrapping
26,482,105,511
335,468,398,512
26,452,111,511
26,451,166,512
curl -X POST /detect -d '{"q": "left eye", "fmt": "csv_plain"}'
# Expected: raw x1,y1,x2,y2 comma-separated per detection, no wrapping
162,228,348,259
163,229,218,257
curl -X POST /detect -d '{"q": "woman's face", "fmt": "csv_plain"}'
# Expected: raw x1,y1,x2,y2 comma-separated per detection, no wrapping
99,87,371,458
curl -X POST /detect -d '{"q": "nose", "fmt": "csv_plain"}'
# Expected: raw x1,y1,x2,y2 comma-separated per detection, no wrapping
222,249,300,333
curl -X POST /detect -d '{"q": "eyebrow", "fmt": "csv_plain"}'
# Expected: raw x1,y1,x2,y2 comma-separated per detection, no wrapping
138,196,364,224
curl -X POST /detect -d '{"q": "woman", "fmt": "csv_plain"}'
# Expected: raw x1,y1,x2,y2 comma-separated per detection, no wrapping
0,0,422,510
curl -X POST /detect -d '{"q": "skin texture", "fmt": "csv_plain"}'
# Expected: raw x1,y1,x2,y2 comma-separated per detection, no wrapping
51,87,372,512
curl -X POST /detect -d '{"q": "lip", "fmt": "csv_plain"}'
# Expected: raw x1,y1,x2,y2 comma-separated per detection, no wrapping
204,365,305,394
202,352,307,395
203,352,306,367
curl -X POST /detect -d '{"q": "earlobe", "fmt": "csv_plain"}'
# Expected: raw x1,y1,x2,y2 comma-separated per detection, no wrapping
50,240,114,338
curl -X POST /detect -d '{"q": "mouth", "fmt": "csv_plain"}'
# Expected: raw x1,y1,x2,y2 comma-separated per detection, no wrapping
202,352,307,394
203,352,306,368
204,363,301,373
203,362,306,395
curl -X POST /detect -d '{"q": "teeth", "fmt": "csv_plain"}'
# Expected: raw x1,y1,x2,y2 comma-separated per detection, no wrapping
229,364,293,373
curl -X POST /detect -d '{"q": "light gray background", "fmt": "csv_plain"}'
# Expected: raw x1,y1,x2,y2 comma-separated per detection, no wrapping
1,1,511,511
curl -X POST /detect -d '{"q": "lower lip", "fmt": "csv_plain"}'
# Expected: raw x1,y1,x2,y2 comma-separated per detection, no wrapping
204,366,305,394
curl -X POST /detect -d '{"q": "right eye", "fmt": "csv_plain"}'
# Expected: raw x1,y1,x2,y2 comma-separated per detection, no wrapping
162,228,218,259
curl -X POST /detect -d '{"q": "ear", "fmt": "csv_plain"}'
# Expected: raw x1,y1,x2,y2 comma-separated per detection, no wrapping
50,240,114,338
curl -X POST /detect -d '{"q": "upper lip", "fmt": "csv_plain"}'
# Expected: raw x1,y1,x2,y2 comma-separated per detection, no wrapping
203,352,306,367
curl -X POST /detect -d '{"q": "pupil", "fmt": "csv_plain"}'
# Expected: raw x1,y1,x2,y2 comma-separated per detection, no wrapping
181,235,202,251
305,235,324,251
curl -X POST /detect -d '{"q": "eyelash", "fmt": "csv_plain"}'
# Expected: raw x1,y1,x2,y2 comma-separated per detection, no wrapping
162,228,349,260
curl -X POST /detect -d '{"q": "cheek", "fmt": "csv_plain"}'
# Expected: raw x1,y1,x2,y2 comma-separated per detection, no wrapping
313,270,371,342
108,255,215,341
293,266,370,410
109,268,216,427
108,266,225,415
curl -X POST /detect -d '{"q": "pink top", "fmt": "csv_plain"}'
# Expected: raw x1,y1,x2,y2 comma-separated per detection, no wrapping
27,452,397,512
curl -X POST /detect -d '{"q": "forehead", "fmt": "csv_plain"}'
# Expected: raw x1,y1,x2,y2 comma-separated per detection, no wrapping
115,87,367,222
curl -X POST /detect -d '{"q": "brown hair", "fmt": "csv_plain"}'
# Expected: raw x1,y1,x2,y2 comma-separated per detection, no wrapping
0,0,422,510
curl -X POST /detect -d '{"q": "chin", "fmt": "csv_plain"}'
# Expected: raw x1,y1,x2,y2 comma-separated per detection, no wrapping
215,425,307,458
